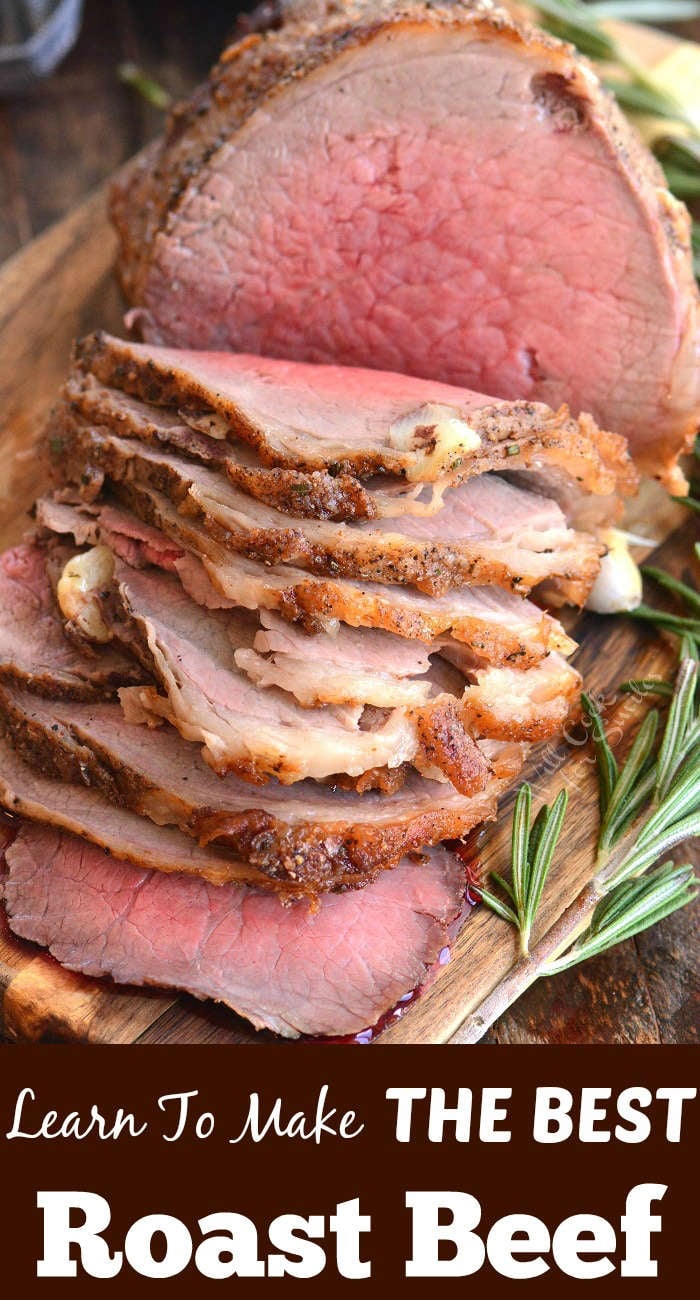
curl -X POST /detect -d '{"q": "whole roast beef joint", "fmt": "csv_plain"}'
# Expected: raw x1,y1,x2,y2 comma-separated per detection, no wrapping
111,0,700,491
1,0,698,1040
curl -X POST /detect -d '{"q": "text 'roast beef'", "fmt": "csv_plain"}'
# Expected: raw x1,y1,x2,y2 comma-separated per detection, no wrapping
111,0,700,488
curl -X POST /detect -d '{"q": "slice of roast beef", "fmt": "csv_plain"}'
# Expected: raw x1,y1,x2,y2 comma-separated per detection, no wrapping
104,559,498,792
58,422,604,602
239,609,433,707
0,730,283,892
67,339,636,523
235,607,582,737
52,528,578,758
109,0,700,489
36,492,576,665
0,679,521,889
238,609,434,707
3,824,469,1037
0,544,144,699
63,370,380,522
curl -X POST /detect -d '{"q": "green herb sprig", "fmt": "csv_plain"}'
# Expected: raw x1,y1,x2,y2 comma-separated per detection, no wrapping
117,62,172,111
544,861,697,972
532,0,700,115
476,785,568,955
476,646,699,974
627,551,700,648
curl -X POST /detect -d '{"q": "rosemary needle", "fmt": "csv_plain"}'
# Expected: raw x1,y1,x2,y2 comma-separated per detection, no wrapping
476,652,699,974
117,62,172,111
619,678,674,697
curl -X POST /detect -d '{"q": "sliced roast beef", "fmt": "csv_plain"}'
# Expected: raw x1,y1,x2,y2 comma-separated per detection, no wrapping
3,824,469,1037
0,680,520,888
63,370,380,522
0,730,282,892
238,609,434,707
58,422,604,602
67,338,636,524
110,0,700,488
37,492,576,665
235,607,582,735
103,559,500,791
0,544,144,699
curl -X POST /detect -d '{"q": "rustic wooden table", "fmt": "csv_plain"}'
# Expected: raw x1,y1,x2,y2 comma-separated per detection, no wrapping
0,0,697,1044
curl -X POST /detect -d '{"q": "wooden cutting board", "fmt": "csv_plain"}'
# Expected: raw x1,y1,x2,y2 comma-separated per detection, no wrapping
0,23,697,1045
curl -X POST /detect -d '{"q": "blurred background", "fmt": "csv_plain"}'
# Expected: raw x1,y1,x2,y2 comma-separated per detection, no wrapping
0,0,243,262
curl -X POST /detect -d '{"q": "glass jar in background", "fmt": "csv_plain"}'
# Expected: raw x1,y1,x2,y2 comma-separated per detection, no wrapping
0,0,84,96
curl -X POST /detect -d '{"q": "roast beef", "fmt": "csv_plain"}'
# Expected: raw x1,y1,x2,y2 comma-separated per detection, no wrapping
239,608,435,708
58,422,604,602
106,559,502,791
236,607,582,737
0,544,144,699
68,335,636,524
37,493,576,665
0,730,281,892
110,0,700,488
0,679,521,889
3,824,469,1037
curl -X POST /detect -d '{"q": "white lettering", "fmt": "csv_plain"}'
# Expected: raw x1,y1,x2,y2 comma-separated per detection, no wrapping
37,1191,122,1279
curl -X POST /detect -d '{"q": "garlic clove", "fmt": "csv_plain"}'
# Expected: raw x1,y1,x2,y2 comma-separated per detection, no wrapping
57,546,115,643
388,404,481,480
586,529,642,615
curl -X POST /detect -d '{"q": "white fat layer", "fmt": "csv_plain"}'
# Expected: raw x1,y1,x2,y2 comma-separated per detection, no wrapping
586,529,642,615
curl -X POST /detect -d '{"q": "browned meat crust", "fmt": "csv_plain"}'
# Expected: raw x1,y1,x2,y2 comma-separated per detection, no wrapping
63,372,381,521
70,336,637,505
53,417,604,603
37,488,576,666
108,0,700,487
107,1,665,308
0,681,523,892
414,697,493,793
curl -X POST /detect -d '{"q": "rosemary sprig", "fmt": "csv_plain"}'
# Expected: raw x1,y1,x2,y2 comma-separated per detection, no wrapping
605,75,698,129
656,139,700,196
629,603,700,637
531,0,700,124
473,780,567,956
117,62,172,110
626,553,700,640
544,862,697,973
640,565,700,614
476,650,699,977
478,785,569,956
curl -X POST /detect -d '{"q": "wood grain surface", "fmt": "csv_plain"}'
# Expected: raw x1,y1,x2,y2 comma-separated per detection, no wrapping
0,3,697,1044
